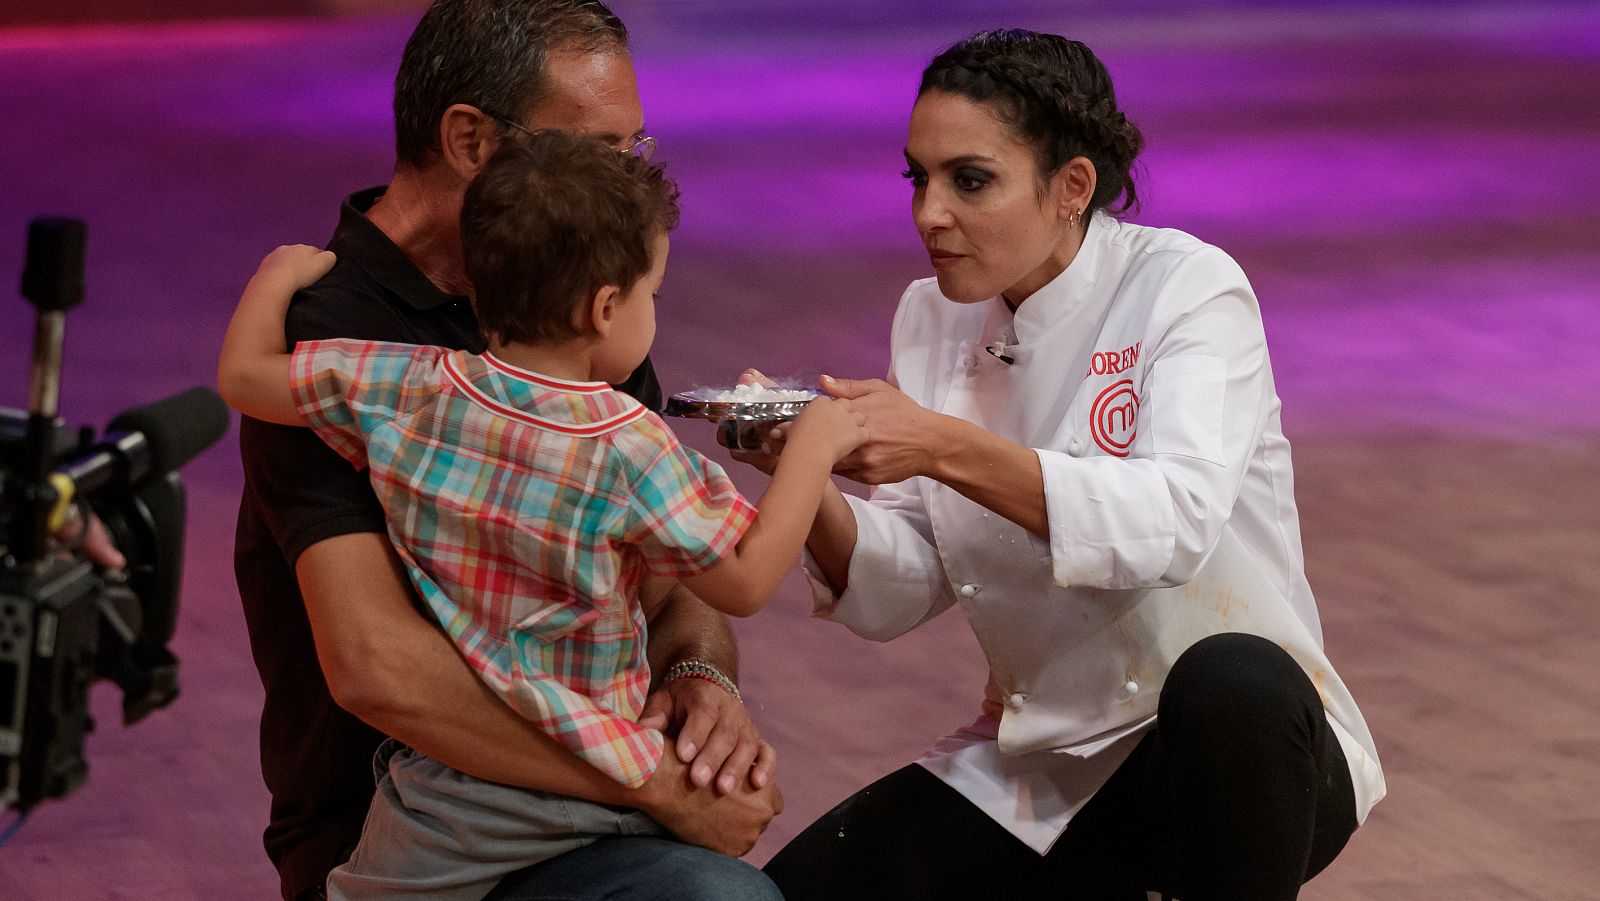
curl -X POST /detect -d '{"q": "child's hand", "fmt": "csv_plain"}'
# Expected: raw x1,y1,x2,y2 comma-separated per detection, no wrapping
784,396,868,464
251,245,336,294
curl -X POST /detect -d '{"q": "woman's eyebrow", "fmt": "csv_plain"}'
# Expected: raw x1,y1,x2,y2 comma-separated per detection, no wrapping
902,149,1000,169
940,153,999,168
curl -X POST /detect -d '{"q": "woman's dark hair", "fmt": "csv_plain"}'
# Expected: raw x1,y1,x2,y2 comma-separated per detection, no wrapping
919,29,1144,215
462,130,679,345
393,0,629,169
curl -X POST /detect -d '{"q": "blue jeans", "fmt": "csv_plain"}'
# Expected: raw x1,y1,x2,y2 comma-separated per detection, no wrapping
485,835,782,901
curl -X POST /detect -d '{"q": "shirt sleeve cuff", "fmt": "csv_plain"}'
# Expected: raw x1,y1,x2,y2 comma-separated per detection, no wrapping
803,492,957,640
1037,448,1176,590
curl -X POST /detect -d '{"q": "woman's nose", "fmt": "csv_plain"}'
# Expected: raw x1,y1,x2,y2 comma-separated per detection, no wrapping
914,191,953,232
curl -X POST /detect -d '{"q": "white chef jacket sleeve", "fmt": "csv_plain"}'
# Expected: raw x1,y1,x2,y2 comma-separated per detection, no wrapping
803,477,960,641
1042,247,1274,589
803,280,960,639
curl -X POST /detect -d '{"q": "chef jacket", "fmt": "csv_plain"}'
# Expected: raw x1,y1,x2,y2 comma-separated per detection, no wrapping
806,213,1385,853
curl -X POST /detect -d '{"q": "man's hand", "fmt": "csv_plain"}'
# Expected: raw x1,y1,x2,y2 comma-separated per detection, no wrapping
52,505,126,569
78,511,126,569
632,741,783,857
638,676,776,794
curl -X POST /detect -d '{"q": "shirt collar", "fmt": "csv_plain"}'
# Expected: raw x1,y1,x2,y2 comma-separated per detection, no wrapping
1005,211,1116,345
445,351,646,438
328,187,470,312
480,352,610,393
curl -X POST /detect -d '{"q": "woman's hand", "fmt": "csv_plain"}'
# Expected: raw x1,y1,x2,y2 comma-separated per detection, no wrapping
816,375,945,485
730,372,946,485
785,396,869,464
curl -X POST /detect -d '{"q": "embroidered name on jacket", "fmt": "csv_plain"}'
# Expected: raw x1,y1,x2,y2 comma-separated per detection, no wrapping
1084,340,1142,378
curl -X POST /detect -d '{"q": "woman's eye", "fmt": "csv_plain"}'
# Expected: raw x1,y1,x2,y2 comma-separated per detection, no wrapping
900,168,928,188
954,170,991,192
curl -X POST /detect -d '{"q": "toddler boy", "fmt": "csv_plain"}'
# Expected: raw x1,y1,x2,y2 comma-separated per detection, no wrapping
218,130,864,900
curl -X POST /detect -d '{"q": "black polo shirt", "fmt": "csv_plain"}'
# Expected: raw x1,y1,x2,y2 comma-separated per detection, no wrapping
234,187,662,900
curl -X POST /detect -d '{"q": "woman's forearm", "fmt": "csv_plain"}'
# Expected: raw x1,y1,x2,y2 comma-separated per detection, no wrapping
927,415,1049,538
804,482,857,593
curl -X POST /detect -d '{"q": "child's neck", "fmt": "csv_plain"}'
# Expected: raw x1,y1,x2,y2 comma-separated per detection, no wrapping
487,338,603,384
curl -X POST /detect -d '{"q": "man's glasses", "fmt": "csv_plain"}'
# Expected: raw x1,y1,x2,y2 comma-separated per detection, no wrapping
482,109,657,162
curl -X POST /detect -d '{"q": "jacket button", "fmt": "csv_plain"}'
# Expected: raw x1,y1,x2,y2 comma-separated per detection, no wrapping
1008,692,1028,707
1123,680,1140,696
958,583,979,598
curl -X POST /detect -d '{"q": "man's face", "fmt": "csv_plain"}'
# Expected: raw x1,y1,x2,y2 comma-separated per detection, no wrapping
523,48,646,152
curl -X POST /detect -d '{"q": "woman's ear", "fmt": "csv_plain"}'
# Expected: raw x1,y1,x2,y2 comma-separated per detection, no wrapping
1052,156,1098,223
438,104,500,182
583,285,622,338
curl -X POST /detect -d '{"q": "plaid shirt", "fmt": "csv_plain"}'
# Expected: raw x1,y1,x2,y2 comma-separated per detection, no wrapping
290,339,755,787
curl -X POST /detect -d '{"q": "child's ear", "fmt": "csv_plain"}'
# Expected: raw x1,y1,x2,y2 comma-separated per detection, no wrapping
584,285,622,338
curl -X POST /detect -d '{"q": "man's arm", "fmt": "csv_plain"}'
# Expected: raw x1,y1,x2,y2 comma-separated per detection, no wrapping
638,581,778,794
297,532,781,852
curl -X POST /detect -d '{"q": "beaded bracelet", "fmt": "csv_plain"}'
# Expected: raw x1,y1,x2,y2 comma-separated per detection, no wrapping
661,658,742,702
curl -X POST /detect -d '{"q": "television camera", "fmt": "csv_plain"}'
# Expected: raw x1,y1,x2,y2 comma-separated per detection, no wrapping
1,218,228,815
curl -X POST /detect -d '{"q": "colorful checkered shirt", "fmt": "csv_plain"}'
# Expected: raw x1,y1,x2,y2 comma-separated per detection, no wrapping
290,339,756,787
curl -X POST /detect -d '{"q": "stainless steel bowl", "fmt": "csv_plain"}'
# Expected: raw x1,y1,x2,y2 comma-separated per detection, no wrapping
662,391,817,423
664,390,817,450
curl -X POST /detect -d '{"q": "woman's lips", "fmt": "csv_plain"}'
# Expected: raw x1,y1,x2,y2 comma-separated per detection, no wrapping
928,249,964,269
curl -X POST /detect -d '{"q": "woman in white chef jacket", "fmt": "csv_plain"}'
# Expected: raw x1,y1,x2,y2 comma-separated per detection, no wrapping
749,30,1386,901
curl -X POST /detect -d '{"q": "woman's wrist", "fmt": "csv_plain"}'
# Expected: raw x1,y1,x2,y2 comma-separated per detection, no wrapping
921,412,968,482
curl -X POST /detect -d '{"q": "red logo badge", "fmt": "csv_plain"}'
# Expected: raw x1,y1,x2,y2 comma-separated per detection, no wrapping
1090,379,1139,457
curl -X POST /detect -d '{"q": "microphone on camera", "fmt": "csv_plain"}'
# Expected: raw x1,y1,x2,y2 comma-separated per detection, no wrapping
107,387,230,478
56,387,229,496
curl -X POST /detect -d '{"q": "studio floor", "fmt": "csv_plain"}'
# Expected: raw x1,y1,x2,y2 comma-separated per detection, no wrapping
1,1,1597,898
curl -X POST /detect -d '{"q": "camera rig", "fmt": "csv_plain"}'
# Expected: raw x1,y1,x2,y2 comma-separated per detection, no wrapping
1,218,228,814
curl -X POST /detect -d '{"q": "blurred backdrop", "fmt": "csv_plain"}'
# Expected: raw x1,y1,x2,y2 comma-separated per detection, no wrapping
1,1,1597,898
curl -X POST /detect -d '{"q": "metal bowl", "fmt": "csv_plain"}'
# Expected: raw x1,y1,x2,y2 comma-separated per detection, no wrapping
663,390,817,423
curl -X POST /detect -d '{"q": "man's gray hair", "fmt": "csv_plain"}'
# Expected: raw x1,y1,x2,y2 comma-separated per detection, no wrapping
392,0,629,168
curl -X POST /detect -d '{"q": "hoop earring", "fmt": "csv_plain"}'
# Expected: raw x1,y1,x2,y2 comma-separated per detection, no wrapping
1069,209,1082,231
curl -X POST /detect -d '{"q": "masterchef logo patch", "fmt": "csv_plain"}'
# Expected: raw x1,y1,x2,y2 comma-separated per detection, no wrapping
1090,379,1139,457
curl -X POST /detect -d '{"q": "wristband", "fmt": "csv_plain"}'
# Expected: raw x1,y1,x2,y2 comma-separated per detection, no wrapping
661,658,742,702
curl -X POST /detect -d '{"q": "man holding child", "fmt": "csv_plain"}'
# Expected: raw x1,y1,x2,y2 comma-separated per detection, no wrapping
232,2,785,899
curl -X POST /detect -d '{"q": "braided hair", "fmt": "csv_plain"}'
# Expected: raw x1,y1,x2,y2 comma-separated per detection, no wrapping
919,29,1144,215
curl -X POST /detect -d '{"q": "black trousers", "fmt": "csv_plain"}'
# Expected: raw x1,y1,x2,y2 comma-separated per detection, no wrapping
765,633,1357,901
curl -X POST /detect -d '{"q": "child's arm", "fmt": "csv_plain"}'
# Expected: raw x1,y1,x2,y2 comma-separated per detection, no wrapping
679,397,867,616
217,245,336,425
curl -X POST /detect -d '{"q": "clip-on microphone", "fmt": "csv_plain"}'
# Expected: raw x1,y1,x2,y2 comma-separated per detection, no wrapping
985,338,1015,365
